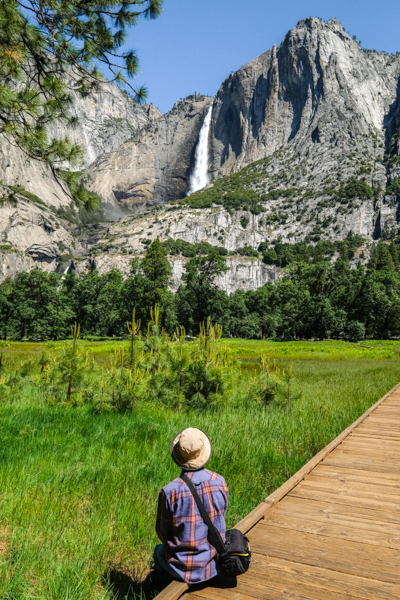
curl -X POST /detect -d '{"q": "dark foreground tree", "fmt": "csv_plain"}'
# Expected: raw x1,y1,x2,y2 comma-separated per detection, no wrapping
141,237,172,310
0,0,162,176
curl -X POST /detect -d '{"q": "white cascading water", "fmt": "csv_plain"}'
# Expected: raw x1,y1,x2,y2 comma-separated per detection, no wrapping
57,266,70,290
187,104,213,195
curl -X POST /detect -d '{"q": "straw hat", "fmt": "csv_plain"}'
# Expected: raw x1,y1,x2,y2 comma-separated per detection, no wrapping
170,428,212,471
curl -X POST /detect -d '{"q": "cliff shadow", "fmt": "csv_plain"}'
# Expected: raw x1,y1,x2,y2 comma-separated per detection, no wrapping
250,73,269,139
383,73,400,159
213,95,243,168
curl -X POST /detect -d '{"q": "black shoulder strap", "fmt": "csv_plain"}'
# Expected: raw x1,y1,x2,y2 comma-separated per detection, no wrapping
180,472,227,558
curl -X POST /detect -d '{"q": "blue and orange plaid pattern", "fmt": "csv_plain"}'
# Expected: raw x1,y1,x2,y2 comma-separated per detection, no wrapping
156,468,229,584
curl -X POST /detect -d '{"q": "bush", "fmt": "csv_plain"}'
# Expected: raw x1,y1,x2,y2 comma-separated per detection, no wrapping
260,233,364,267
345,320,366,342
386,177,400,196
236,246,259,258
339,179,373,200
183,187,222,209
162,238,227,257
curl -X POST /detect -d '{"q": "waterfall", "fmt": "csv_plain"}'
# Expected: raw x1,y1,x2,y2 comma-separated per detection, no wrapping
187,104,213,195
57,265,70,291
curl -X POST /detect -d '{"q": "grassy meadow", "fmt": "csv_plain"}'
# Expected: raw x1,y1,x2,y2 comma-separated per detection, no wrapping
1,338,400,599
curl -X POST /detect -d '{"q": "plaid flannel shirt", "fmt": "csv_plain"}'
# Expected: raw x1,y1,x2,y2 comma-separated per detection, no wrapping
156,468,228,584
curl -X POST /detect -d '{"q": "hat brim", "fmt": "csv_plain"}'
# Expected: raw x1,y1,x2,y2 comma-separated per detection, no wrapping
170,429,212,471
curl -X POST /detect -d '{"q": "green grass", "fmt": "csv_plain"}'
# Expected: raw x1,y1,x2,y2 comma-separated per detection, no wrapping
226,338,398,360
1,340,400,599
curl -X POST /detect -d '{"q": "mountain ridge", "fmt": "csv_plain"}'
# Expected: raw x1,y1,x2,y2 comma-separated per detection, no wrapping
2,17,400,289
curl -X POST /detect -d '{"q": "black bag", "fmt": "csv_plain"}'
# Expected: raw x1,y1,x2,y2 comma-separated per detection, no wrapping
180,473,251,576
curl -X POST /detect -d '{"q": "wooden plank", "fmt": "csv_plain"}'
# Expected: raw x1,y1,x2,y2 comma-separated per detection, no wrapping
260,499,400,549
366,418,400,424
241,575,370,600
249,524,400,584
355,421,400,428
357,420,400,428
350,431,400,441
345,435,400,447
350,428,400,439
311,464,400,487
268,494,400,526
376,400,400,406
187,590,255,600
358,418,400,425
323,454,400,473
248,554,400,600
155,384,400,600
188,581,319,600
352,430,400,441
336,447,400,460
156,581,188,600
292,474,400,497
330,445,400,459
325,449,400,465
289,485,400,518
339,442,400,454
373,407,400,412
273,495,400,527
188,576,366,600
289,476,400,505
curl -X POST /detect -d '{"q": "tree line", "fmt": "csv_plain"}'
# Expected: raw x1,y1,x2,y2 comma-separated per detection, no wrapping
1,236,400,341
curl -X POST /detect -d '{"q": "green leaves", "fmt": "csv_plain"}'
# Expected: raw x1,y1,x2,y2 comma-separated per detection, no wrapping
0,0,162,180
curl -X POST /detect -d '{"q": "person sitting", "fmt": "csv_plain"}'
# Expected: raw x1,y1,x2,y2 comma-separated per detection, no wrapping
154,427,228,584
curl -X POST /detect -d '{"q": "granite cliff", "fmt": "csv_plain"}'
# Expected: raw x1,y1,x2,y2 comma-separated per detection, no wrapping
2,17,400,291
83,94,213,208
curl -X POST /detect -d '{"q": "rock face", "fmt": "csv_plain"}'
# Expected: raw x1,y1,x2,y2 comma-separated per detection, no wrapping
209,18,400,180
73,252,279,294
84,95,213,208
50,80,160,169
0,188,81,281
4,17,400,289
92,204,267,254
171,257,279,294
0,144,72,208
0,80,159,208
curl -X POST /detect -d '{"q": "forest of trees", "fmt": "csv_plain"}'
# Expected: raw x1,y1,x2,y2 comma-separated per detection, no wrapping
1,235,400,342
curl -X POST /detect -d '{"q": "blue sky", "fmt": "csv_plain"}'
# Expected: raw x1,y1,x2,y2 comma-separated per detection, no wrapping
119,0,400,114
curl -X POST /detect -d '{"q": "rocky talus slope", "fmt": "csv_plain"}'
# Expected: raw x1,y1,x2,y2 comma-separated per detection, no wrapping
2,17,400,290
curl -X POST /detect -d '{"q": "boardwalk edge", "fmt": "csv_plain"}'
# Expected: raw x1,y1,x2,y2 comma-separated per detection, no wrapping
154,380,400,600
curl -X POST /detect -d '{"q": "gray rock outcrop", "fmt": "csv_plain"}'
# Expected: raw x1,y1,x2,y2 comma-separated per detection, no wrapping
73,252,279,294
50,80,160,169
0,144,72,208
0,190,81,281
83,95,213,208
209,18,400,180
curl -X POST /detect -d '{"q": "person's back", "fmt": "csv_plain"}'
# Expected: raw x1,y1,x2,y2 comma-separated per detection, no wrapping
154,428,228,584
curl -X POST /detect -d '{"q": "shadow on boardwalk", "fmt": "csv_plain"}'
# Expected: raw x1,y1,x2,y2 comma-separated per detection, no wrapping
105,569,237,600
104,568,172,600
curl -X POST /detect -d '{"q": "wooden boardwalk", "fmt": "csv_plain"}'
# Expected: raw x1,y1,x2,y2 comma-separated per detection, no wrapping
157,383,400,600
